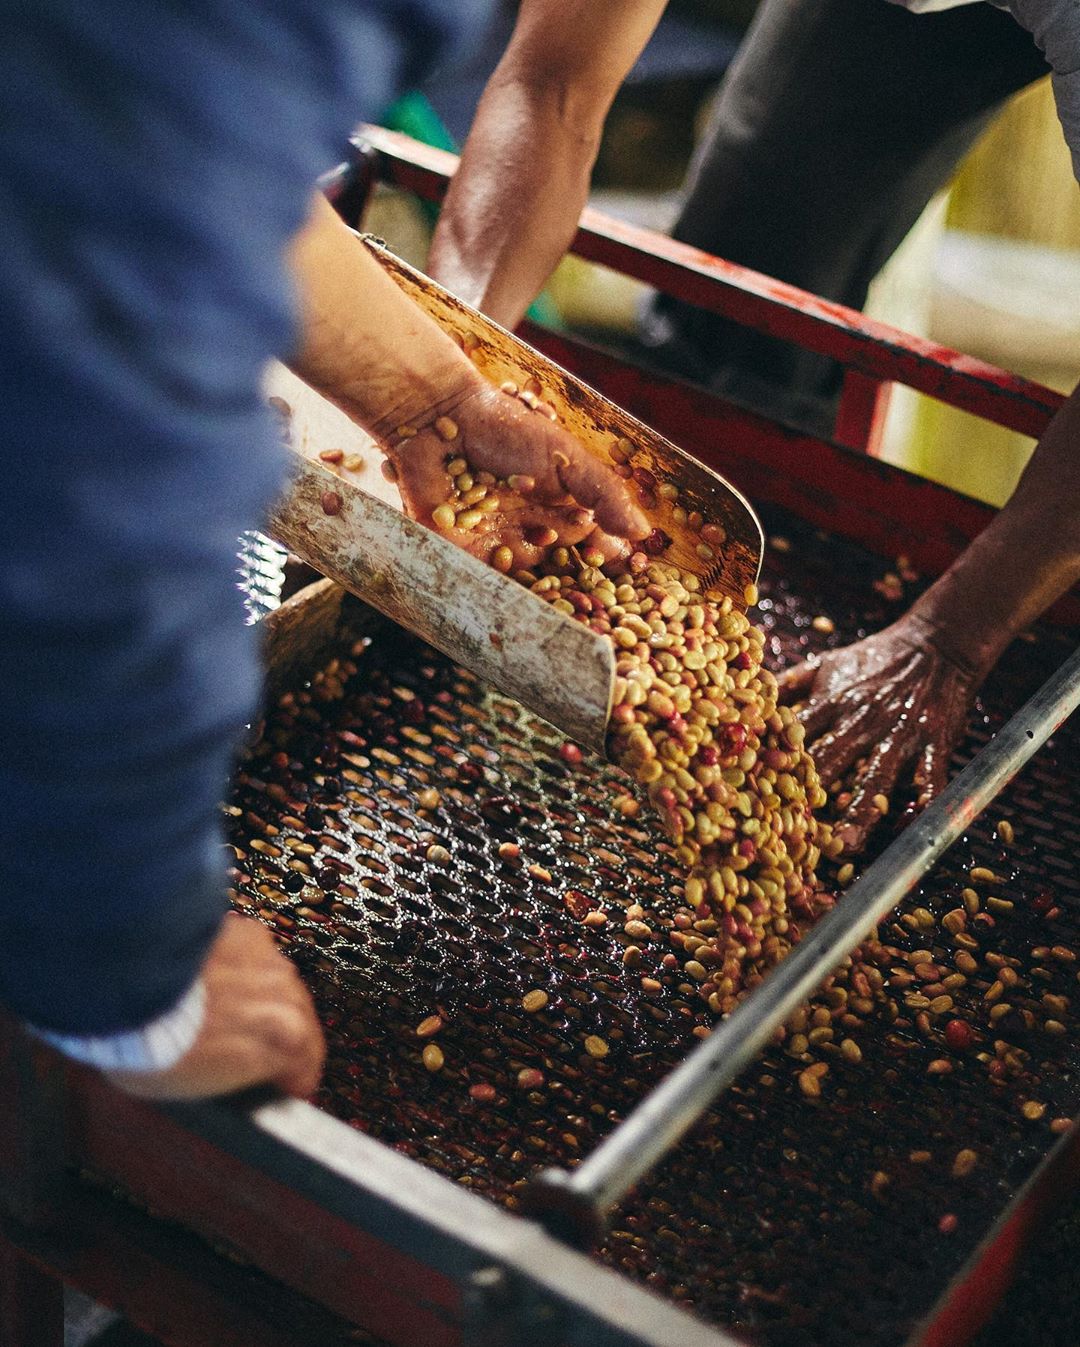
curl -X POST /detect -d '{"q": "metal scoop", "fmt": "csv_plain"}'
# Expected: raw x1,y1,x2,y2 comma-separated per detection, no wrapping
267,239,763,756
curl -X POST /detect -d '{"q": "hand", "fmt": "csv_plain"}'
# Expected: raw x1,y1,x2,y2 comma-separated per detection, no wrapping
383,383,650,570
106,914,325,1101
777,613,978,854
287,198,647,568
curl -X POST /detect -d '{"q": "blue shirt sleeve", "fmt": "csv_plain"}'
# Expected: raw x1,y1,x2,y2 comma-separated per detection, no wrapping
0,0,493,1035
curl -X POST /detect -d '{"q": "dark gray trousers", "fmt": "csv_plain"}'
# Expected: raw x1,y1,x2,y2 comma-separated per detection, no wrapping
642,0,1051,433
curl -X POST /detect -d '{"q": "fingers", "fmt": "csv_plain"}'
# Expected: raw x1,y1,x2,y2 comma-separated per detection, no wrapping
219,922,325,1096
491,435,647,543
835,736,910,855
809,701,883,787
912,680,967,808
777,657,842,744
392,433,605,569
385,440,451,526
112,1005,323,1102
392,390,649,555
549,442,650,542
913,730,954,809
248,997,326,1098
430,501,599,571
582,524,633,566
779,634,974,859
799,691,845,743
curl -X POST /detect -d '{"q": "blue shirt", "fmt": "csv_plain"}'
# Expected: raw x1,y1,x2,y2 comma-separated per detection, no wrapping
0,0,491,1034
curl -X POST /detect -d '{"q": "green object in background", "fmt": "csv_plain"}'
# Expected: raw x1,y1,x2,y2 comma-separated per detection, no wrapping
384,90,457,155
382,92,562,330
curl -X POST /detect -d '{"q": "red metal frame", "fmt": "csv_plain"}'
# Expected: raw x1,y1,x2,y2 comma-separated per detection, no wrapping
0,1194,350,1347
353,127,1064,448
348,127,1080,628
69,1076,462,1347
834,369,892,457
0,1238,62,1347
918,1121,1080,1347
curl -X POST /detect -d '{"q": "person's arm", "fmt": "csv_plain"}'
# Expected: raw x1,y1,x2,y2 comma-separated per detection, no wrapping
4,0,516,1104
288,196,649,565
778,379,1080,851
30,918,324,1101
426,0,667,328
47,192,644,1099
102,917,325,1100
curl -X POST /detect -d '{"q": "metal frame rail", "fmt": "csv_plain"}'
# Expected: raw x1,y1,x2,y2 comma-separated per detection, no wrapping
346,128,1064,450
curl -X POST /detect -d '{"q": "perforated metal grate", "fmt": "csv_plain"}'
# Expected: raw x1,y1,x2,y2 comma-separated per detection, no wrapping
228,509,1080,1347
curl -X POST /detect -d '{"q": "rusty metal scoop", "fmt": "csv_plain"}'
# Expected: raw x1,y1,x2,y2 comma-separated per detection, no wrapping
267,238,762,756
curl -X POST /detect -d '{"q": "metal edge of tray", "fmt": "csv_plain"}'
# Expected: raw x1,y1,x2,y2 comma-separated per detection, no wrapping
60,1058,742,1347
222,1092,742,1347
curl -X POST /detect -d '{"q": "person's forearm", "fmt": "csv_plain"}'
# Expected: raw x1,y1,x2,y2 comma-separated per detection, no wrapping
910,381,1080,675
427,76,602,328
427,0,665,328
287,194,648,555
288,195,484,437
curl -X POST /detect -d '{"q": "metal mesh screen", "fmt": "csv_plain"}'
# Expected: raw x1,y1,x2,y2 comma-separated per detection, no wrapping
228,509,1080,1347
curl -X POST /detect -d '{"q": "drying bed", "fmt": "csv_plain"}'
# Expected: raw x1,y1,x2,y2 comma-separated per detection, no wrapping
229,509,1080,1347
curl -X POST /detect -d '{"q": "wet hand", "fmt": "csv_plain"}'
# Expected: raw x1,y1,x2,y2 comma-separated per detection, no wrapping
777,614,977,854
382,383,650,570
